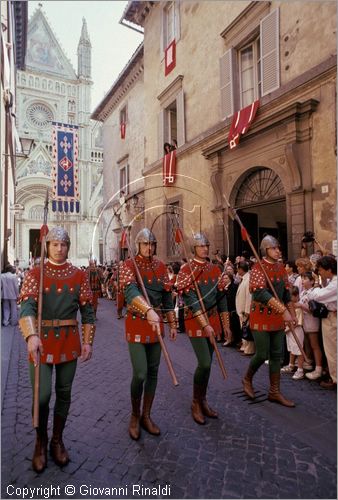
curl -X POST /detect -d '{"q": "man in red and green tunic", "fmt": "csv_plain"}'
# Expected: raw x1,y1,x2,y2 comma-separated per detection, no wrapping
87,259,102,317
19,227,95,473
242,235,297,407
176,232,231,425
119,228,177,440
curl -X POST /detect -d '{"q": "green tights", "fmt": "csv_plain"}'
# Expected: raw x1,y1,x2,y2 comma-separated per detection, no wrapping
128,343,161,399
29,360,77,425
250,329,285,374
190,337,214,386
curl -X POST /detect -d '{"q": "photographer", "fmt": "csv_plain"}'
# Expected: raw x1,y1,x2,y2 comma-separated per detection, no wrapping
307,256,337,390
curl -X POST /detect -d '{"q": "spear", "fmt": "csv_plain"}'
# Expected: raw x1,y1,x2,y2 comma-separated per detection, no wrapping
33,188,49,428
223,196,311,364
112,207,179,386
175,228,227,380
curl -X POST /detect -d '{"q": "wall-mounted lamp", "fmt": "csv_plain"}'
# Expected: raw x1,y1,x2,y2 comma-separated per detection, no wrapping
19,136,34,157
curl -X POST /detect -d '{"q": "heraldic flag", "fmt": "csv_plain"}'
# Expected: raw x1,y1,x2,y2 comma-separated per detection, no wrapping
51,122,80,213
163,149,177,186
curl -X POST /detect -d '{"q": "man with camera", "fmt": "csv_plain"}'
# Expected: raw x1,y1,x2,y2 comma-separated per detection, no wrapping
307,255,337,390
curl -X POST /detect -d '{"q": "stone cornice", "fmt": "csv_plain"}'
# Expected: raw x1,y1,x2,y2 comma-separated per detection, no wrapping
121,1,155,28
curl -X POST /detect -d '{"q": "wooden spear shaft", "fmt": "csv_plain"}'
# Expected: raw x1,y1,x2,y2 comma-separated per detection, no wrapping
176,229,227,380
33,189,49,428
228,207,311,364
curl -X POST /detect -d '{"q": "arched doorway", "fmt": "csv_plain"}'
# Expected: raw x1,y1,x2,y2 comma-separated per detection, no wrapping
231,167,287,258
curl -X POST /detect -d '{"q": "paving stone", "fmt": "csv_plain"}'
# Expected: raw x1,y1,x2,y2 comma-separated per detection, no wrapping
1,300,336,500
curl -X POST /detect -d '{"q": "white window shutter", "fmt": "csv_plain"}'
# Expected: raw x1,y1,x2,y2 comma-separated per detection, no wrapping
260,8,280,96
219,48,234,120
174,0,181,42
176,89,185,147
158,109,166,158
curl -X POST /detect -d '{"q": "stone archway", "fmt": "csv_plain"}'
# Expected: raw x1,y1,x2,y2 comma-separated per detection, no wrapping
230,167,287,258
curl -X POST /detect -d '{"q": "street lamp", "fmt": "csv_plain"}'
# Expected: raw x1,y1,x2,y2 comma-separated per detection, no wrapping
19,135,34,157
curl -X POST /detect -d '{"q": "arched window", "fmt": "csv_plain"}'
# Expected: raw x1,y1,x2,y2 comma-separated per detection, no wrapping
29,205,44,220
235,168,285,207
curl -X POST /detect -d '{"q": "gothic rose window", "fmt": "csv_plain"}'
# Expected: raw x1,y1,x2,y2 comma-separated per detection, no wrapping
26,103,53,129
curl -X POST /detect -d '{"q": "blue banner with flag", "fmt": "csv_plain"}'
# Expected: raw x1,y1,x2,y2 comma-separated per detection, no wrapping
51,122,80,213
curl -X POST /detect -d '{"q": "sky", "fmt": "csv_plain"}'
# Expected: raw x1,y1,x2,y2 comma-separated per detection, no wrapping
28,0,144,112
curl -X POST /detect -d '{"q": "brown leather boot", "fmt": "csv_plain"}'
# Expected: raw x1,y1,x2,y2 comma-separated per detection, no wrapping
242,366,256,399
201,384,218,418
268,371,295,407
32,428,48,473
140,394,160,435
129,397,141,440
50,415,70,466
191,384,205,425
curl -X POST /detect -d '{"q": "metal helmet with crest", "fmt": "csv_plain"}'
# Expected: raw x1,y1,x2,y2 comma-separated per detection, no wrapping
135,228,157,254
46,226,71,248
260,234,279,257
190,232,210,253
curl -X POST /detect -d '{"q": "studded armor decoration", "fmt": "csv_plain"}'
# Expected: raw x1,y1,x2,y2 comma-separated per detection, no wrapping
249,259,291,332
166,310,177,329
81,323,96,345
267,297,287,314
130,296,152,316
176,259,229,338
19,316,38,341
220,312,230,331
120,255,175,344
19,261,95,364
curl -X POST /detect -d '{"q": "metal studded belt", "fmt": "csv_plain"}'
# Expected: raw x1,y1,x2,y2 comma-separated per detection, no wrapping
41,319,78,327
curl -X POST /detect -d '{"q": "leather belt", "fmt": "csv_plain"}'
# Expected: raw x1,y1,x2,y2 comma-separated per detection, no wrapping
41,319,78,327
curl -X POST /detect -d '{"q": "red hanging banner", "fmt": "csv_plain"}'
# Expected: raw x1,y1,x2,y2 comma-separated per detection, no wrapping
165,39,176,76
228,100,259,149
163,150,176,186
120,122,126,139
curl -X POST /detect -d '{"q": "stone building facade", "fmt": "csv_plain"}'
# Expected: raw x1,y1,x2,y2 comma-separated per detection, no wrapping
91,44,145,264
14,6,103,267
120,0,336,261
1,0,28,269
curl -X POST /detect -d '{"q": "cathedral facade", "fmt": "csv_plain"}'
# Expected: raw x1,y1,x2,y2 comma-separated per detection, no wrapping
15,6,103,267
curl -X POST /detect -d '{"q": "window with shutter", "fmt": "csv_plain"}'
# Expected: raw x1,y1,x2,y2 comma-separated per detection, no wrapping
119,164,129,196
220,49,234,119
260,8,280,96
120,105,127,125
158,83,185,158
220,5,280,115
161,1,181,55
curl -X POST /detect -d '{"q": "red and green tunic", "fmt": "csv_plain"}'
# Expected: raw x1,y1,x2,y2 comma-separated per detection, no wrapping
176,259,228,338
249,259,291,332
87,267,102,309
119,255,174,343
19,261,95,364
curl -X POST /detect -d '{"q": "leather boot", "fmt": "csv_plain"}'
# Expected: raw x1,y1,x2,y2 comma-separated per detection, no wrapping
268,371,295,407
129,397,141,440
191,384,205,425
242,366,256,399
32,428,48,473
140,394,160,435
201,384,218,418
50,415,70,466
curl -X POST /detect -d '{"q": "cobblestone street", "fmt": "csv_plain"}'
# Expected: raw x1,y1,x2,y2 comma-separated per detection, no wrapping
1,298,337,499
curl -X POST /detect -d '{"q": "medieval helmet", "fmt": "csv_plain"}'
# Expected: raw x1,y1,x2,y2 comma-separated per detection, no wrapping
135,228,157,254
260,234,280,256
46,226,71,248
190,232,210,253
